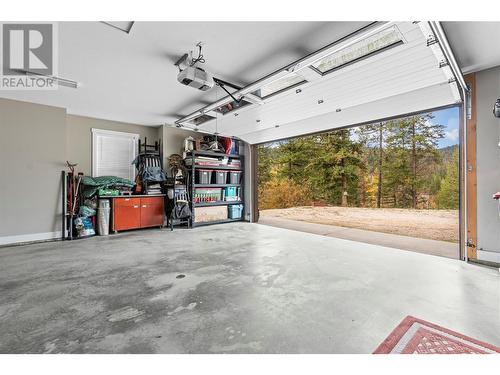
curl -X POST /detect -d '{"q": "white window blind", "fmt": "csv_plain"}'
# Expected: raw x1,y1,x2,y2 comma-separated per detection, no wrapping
91,129,138,180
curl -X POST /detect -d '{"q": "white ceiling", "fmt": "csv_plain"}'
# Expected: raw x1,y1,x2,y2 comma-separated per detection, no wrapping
442,21,500,74
0,21,370,126
1,21,497,145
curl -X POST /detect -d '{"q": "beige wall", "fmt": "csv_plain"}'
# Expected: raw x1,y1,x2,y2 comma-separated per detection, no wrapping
0,99,175,245
66,114,160,176
0,98,67,240
161,125,198,174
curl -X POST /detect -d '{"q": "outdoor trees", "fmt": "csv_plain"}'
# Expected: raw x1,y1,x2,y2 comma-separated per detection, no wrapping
437,148,460,209
384,114,445,208
357,123,385,207
258,112,457,211
307,130,364,206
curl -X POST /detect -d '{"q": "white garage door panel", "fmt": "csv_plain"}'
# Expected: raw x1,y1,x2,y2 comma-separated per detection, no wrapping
238,83,457,144
190,22,460,143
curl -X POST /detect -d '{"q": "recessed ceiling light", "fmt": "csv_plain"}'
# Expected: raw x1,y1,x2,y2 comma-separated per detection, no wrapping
336,108,342,112
296,88,302,94
234,113,239,117
318,99,324,104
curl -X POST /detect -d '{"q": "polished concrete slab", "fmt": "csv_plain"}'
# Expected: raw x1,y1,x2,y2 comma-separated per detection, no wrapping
0,223,498,353
259,216,459,259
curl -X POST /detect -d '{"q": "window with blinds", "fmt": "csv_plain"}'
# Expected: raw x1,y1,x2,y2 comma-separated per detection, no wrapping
91,129,138,180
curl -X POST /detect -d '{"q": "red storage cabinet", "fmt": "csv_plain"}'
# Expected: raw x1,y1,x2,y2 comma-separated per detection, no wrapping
140,197,165,228
111,196,164,232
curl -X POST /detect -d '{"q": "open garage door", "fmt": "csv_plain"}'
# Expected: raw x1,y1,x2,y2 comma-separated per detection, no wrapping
177,21,468,259
176,21,462,144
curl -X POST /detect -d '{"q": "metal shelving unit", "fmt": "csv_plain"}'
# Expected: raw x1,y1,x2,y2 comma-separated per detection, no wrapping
186,150,244,227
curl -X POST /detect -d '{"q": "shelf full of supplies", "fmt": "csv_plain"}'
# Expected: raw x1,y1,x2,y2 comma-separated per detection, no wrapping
185,149,244,227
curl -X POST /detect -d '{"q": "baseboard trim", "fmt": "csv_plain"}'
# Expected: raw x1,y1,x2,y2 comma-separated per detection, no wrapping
0,231,62,247
477,249,500,264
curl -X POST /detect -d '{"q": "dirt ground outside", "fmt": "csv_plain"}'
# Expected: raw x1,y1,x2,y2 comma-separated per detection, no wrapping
259,207,459,243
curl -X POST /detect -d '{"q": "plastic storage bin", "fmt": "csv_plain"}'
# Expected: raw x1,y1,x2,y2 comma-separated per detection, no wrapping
228,204,244,219
196,169,213,184
214,170,228,184
228,170,242,184
224,186,238,197
224,186,239,202
194,188,222,203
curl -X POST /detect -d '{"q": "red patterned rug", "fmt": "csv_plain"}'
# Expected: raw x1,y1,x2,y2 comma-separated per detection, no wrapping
374,316,500,354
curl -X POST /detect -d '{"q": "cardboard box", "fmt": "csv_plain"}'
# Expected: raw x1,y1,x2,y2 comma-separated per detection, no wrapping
194,206,227,223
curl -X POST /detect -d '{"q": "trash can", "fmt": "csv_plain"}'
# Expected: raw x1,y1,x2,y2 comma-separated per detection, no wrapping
97,199,110,236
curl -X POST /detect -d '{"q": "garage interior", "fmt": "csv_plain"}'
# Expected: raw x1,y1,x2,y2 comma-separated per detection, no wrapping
0,21,499,354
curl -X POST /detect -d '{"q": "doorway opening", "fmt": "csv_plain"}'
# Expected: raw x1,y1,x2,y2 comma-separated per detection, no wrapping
257,107,460,259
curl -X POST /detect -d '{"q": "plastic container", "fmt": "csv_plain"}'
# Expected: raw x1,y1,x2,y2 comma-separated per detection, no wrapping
224,186,238,197
228,170,242,184
194,188,222,203
228,204,244,219
223,186,240,201
196,169,213,184
214,170,228,184
97,199,110,236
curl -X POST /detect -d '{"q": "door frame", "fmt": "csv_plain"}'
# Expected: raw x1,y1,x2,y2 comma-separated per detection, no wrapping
249,103,465,261
463,73,477,261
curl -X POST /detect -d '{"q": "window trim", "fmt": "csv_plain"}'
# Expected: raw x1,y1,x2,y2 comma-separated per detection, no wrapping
91,128,139,179
310,35,404,76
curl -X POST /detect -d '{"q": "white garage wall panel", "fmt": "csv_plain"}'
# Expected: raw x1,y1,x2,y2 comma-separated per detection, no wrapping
475,66,500,263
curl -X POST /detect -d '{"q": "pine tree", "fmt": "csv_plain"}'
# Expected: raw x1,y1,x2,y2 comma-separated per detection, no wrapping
308,129,364,206
438,148,459,209
356,123,385,207
384,115,445,208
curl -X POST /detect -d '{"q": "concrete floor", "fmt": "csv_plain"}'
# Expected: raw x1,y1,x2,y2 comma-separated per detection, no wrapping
259,216,459,259
0,222,498,353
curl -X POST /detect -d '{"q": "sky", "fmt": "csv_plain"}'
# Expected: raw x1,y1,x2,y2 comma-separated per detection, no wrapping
263,106,461,149
432,106,460,148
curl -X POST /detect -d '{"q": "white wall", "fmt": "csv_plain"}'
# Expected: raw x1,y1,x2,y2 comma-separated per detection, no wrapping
475,66,500,261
